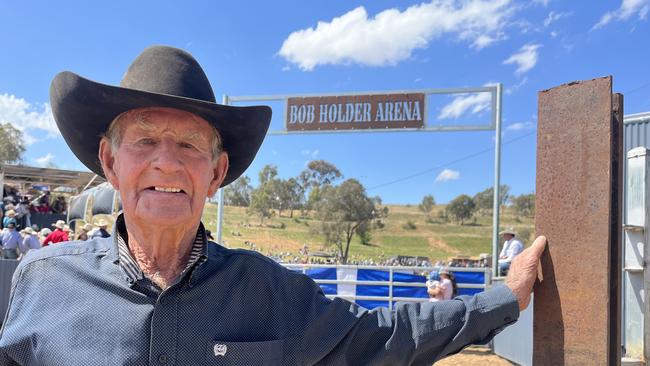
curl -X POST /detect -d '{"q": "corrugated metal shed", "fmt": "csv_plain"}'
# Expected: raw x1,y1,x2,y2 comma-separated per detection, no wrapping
624,112,650,152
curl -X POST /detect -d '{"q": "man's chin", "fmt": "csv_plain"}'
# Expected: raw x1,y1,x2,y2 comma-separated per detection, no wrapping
131,208,197,227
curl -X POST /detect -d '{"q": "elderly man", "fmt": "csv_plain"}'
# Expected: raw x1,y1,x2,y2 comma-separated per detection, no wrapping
0,46,545,365
498,227,525,276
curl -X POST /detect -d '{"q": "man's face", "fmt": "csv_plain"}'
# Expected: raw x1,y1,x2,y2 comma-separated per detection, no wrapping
100,107,228,229
503,233,514,241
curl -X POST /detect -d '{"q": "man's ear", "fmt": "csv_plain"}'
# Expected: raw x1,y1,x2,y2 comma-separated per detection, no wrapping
98,138,120,190
207,152,229,198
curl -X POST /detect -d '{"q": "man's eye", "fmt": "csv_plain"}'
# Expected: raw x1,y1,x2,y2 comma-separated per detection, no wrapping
179,142,195,149
139,138,156,145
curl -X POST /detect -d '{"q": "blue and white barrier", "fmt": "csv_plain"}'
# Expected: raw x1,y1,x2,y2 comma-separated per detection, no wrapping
284,264,490,310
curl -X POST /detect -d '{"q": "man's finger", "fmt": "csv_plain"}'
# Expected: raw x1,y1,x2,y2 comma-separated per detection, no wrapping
528,236,547,258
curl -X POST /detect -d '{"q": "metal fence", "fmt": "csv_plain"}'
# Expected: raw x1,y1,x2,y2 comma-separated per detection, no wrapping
283,264,490,310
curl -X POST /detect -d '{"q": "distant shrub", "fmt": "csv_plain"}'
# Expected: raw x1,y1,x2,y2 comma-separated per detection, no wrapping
402,220,417,230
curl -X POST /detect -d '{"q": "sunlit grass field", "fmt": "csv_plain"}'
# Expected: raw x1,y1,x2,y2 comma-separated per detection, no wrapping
202,203,534,261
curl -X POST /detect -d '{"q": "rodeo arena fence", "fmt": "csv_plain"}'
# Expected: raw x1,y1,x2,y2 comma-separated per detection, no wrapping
284,264,489,310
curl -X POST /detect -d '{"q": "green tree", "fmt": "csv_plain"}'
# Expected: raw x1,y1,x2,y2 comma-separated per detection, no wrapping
419,195,435,213
302,160,342,187
224,175,252,207
274,178,302,217
512,193,535,218
472,185,511,216
314,179,378,264
298,160,342,213
446,194,476,225
0,123,25,164
248,165,279,225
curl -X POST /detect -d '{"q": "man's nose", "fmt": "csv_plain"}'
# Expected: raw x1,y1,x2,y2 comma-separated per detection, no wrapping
151,139,183,173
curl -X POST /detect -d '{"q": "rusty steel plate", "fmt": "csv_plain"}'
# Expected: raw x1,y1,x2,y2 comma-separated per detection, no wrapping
534,76,622,366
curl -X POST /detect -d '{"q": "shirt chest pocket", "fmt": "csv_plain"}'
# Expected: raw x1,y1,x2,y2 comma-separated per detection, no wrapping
206,339,296,365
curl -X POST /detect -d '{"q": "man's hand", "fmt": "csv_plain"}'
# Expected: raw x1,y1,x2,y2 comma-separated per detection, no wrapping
504,236,547,311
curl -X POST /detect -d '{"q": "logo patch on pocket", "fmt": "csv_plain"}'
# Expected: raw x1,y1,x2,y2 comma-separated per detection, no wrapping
213,344,228,357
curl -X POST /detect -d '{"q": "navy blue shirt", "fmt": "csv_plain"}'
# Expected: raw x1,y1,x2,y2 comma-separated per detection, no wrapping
0,218,519,365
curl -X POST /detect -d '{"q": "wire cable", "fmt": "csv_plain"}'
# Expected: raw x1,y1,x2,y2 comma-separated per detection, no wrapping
367,130,536,191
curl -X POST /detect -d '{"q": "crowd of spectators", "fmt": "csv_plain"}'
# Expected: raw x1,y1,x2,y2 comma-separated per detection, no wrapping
236,241,492,268
0,193,112,260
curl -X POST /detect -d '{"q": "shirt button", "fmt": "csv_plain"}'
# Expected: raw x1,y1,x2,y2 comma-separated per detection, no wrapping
504,316,512,322
160,297,169,305
158,354,168,364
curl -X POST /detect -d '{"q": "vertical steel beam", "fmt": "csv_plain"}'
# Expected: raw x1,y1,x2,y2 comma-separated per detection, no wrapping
534,77,622,365
492,83,503,277
216,95,229,244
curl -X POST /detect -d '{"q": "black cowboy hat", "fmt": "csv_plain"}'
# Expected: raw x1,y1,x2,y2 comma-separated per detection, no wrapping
50,45,271,187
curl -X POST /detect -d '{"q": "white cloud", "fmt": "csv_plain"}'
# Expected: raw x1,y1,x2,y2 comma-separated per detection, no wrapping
505,121,535,131
279,0,516,71
543,11,573,27
505,77,528,95
0,93,59,144
550,30,558,38
503,43,542,75
438,92,491,120
435,169,460,182
593,0,650,29
301,149,319,159
33,153,55,167
281,66,291,72
532,0,551,6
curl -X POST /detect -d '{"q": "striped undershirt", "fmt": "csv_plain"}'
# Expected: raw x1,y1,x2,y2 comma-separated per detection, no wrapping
115,214,207,284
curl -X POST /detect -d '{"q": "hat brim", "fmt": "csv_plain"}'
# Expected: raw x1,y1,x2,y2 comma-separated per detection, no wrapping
499,230,517,236
50,72,272,187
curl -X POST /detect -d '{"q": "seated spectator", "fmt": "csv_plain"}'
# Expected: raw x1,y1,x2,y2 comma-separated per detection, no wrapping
498,228,524,276
43,220,69,246
1,223,21,259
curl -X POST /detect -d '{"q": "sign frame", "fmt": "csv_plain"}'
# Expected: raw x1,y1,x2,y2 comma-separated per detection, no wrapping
217,85,504,277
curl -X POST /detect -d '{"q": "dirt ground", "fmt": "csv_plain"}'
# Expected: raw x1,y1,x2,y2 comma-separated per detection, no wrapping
434,346,516,365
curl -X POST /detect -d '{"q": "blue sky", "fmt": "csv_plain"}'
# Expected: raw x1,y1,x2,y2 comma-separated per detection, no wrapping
1,0,649,204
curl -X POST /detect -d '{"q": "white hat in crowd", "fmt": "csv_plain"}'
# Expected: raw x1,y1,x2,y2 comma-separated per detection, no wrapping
52,220,66,229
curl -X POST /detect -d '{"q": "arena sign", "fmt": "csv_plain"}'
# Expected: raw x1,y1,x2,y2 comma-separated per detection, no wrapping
286,93,425,131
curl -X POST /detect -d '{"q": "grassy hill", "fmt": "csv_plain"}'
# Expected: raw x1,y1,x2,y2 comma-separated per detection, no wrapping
201,203,534,262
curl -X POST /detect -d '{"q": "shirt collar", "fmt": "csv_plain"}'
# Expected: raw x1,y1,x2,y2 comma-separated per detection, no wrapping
114,214,208,285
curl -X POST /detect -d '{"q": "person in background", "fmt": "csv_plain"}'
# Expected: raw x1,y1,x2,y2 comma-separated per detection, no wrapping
1,223,21,259
76,223,93,241
498,228,524,276
18,227,41,257
3,210,17,229
38,228,51,244
90,219,111,239
427,268,456,301
63,225,72,241
426,270,443,302
42,220,69,246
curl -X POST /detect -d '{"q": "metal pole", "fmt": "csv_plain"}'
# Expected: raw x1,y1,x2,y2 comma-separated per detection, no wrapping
216,95,229,244
491,83,503,277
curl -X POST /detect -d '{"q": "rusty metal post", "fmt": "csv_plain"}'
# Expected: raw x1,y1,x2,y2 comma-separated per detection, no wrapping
534,77,623,365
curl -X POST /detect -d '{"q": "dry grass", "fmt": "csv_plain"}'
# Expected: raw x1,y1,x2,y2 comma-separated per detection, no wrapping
202,203,534,262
